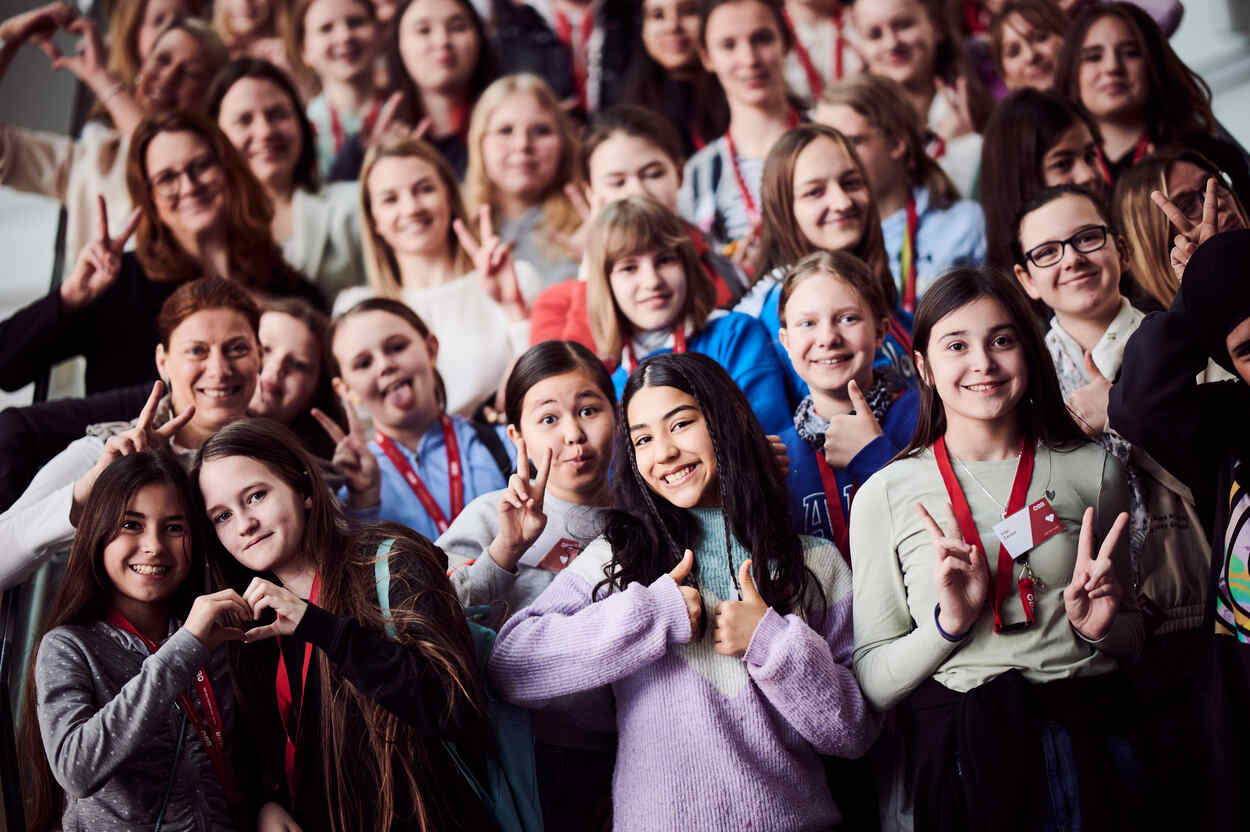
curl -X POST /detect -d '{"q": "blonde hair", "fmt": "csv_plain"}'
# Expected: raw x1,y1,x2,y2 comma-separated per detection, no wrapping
1114,150,1249,308
778,250,891,331
585,197,716,359
358,137,474,297
464,74,582,257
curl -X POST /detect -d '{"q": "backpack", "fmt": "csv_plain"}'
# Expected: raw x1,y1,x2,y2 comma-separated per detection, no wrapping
373,539,544,832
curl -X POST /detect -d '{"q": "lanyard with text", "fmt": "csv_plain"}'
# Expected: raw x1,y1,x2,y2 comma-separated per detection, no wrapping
328,96,382,155
783,7,847,100
554,6,596,110
814,453,854,563
623,326,687,374
724,110,801,228
374,415,464,534
899,196,919,314
107,610,239,804
932,435,1037,633
275,572,321,798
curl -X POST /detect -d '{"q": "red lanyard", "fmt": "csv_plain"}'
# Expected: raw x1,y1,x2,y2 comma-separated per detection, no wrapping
374,415,465,534
783,7,847,100
887,313,913,353
1130,131,1152,165
899,196,919,314
724,110,801,228
327,96,382,154
554,6,596,110
814,453,854,563
275,572,321,798
932,435,1037,633
107,610,239,805
622,326,687,374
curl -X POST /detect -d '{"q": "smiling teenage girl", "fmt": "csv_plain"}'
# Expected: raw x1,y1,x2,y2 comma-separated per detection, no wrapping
490,351,874,830
850,268,1141,830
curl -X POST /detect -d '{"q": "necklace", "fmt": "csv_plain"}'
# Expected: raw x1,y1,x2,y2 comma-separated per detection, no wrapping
952,453,1020,518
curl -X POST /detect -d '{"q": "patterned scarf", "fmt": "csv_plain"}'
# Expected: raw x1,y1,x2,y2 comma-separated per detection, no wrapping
793,368,908,449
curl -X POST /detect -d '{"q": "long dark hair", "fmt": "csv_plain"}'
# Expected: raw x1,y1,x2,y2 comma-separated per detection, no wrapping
898,268,1087,457
206,58,320,193
596,353,822,621
504,341,617,428
386,0,500,130
21,452,208,832
1054,3,1215,146
980,88,1105,272
193,418,489,832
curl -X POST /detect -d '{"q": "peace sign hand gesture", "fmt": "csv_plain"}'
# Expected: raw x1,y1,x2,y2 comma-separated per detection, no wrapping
1064,508,1129,642
918,502,989,639
454,206,527,321
1151,176,1221,282
71,381,195,522
487,436,552,572
362,90,431,148
313,389,380,510
62,195,140,310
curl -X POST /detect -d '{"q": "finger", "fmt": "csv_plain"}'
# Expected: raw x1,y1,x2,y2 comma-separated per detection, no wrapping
243,623,282,643
564,182,590,220
1086,584,1117,600
412,116,431,139
499,490,525,512
154,404,195,439
136,380,164,430
96,194,110,244
738,558,761,602
452,218,479,256
915,502,947,541
480,204,494,242
311,407,347,443
114,207,141,250
1076,506,1096,568
376,90,404,136
1151,190,1194,235
1082,351,1106,381
1202,176,1219,234
513,435,529,480
669,548,695,583
1097,511,1130,562
532,446,553,502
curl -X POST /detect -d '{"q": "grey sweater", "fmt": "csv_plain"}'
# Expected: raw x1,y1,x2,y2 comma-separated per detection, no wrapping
35,619,236,831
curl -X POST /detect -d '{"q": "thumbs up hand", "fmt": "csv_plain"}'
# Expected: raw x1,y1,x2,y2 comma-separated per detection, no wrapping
667,548,703,642
1066,351,1111,437
823,380,884,469
713,559,771,656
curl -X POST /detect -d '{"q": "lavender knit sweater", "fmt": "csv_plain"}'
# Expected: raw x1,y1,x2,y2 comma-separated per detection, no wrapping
489,508,876,831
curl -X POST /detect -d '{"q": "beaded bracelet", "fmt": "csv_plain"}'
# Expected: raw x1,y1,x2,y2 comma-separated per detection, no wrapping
934,603,971,642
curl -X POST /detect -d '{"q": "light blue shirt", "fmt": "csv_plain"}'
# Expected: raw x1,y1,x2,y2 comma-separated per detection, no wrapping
882,186,986,302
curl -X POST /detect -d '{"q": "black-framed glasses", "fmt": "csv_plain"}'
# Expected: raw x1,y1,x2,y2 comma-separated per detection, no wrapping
1023,225,1109,268
148,156,221,201
1170,176,1230,222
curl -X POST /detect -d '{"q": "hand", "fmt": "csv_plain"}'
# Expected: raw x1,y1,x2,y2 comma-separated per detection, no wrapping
1151,176,1221,282
667,548,702,642
1064,507,1129,642
361,90,430,147
184,589,252,649
313,389,380,509
918,502,989,638
823,380,885,469
242,577,309,642
726,224,762,277
766,434,790,478
257,801,304,832
713,559,770,656
454,206,526,319
71,381,195,520
935,76,975,140
488,435,552,572
548,183,601,258
1066,352,1110,437
0,3,77,58
48,16,111,89
61,195,140,310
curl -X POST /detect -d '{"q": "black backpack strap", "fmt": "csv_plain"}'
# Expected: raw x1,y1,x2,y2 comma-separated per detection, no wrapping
470,420,514,482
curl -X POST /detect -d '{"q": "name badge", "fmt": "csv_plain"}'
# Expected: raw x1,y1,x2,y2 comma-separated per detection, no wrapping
993,498,1065,560
536,538,582,572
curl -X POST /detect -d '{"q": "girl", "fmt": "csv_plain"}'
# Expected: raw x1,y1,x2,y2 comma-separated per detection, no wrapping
1114,149,1249,309
778,251,920,554
22,452,249,831
489,351,874,830
980,88,1105,272
988,0,1065,92
850,0,992,196
0,278,262,591
816,72,987,311
1053,2,1250,200
679,0,798,257
849,267,1140,830
340,137,540,415
437,340,617,831
621,0,729,156
291,0,384,176
0,109,325,398
328,298,510,539
739,123,915,401
529,106,749,356
464,73,583,288
209,58,367,300
214,0,303,92
88,0,192,120
194,418,496,832
585,196,793,435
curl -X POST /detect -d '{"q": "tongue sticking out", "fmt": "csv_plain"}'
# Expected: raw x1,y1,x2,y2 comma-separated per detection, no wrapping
387,381,415,410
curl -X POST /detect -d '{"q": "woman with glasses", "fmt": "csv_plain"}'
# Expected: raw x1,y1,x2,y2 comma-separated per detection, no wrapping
0,110,325,398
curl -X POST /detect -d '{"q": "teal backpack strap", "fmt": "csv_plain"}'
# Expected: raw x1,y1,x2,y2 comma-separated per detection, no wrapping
373,537,398,639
